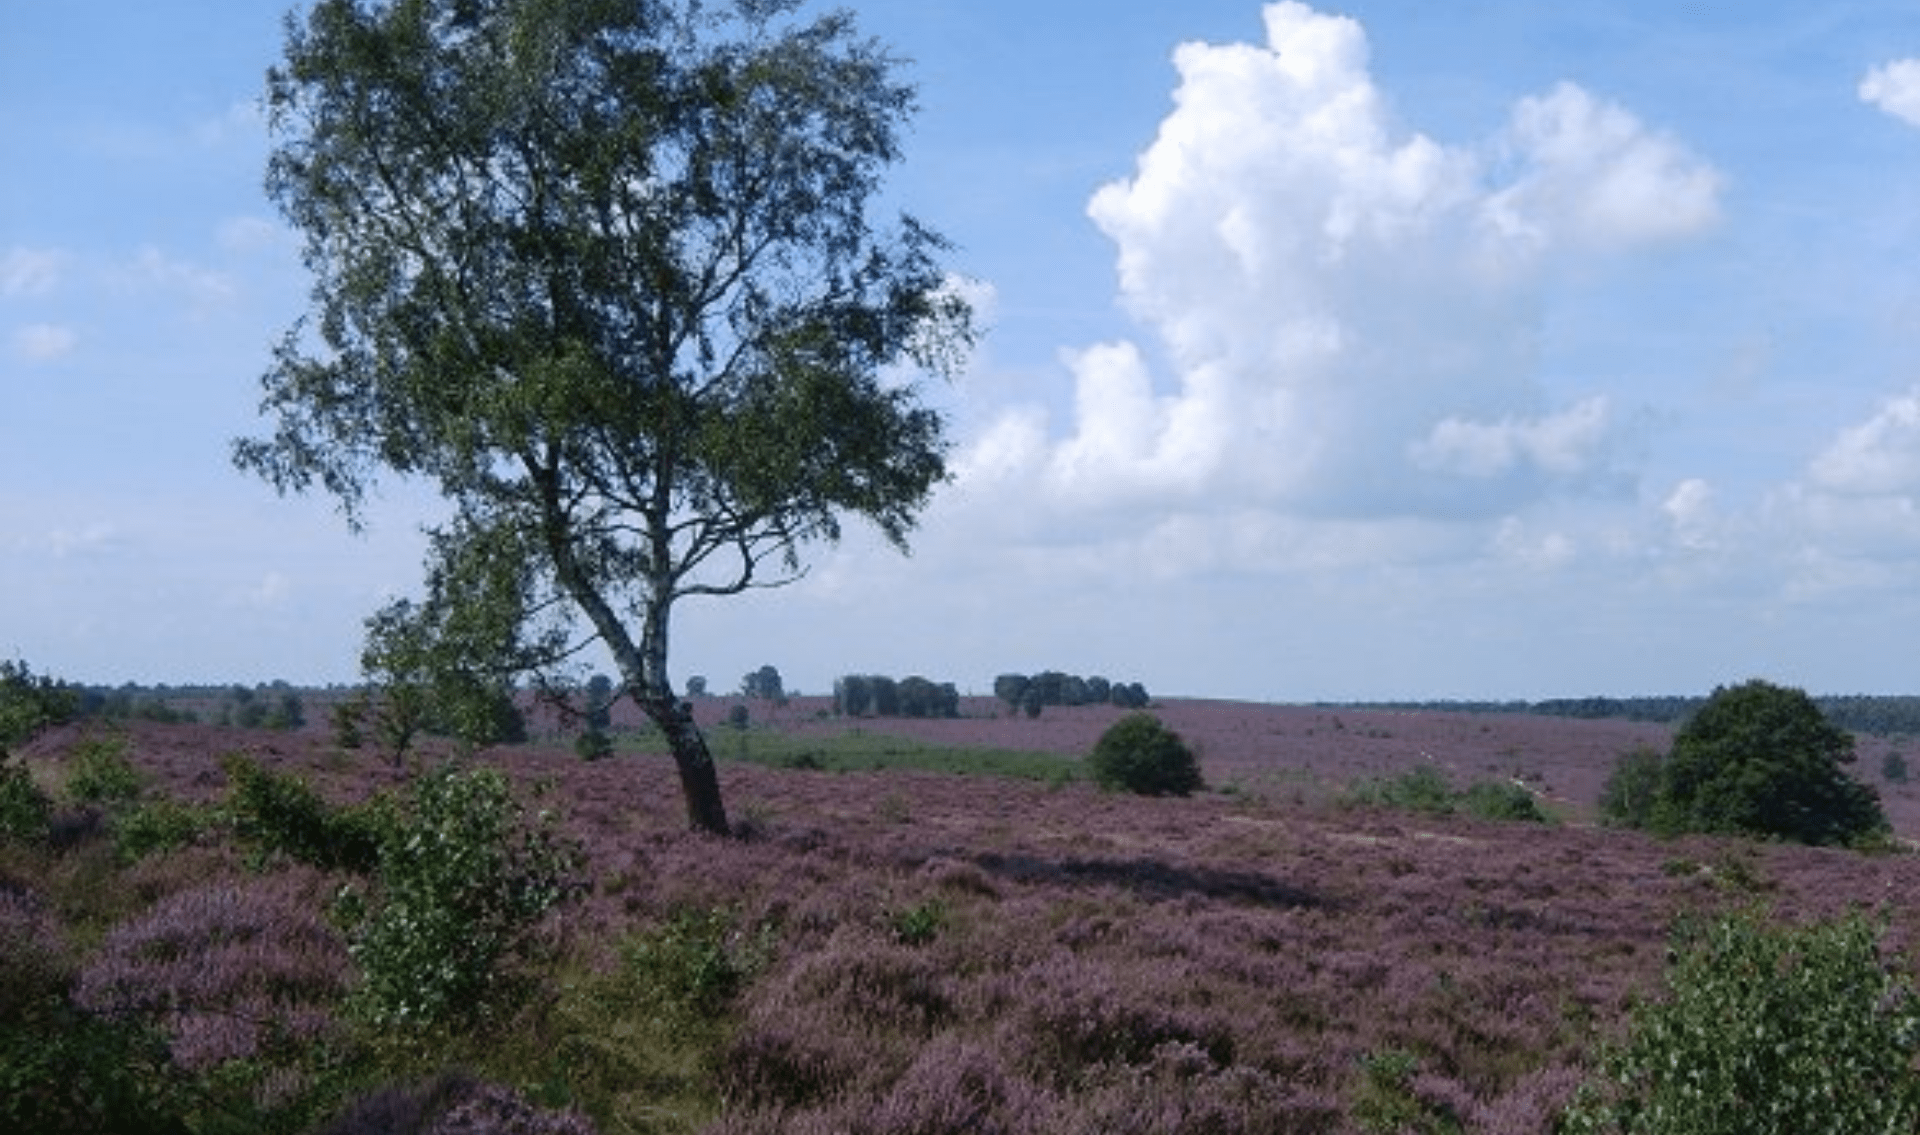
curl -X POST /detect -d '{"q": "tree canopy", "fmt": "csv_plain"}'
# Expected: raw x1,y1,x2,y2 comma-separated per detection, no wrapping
1654,679,1887,847
237,0,973,833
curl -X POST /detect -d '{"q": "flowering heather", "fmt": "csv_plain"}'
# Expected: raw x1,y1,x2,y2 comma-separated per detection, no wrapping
23,703,1920,1133
74,868,351,1072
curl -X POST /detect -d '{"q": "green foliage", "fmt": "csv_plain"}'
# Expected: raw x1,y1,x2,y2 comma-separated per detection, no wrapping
221,753,384,873
888,899,945,946
1351,765,1456,814
0,761,52,844
1658,679,1887,846
717,728,1079,782
1597,745,1665,830
574,728,614,762
112,798,215,863
0,999,189,1135
1088,713,1205,797
1352,1048,1460,1134
1560,909,1920,1134
727,704,750,730
0,660,78,756
617,908,777,1023
1347,766,1551,823
1458,779,1549,823
64,733,144,807
340,765,585,1028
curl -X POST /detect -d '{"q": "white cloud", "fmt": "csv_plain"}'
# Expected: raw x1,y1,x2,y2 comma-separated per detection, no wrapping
1484,82,1722,256
1807,387,1920,497
1411,397,1614,480
1,248,67,298
11,323,78,362
1662,478,1720,551
957,0,1718,545
1861,59,1920,127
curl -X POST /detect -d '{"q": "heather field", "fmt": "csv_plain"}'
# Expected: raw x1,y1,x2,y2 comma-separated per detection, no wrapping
8,699,1920,1133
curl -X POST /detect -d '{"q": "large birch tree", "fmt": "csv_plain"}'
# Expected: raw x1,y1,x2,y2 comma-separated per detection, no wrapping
236,0,973,834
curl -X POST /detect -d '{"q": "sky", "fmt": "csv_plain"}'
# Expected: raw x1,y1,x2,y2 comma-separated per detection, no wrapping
5,1,1920,703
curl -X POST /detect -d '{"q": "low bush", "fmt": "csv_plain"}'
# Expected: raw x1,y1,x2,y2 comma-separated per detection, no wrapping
1596,746,1664,830
1348,767,1550,824
1560,908,1920,1134
1088,713,1204,797
221,754,384,873
112,799,215,863
338,764,585,1027
65,734,144,807
0,759,51,844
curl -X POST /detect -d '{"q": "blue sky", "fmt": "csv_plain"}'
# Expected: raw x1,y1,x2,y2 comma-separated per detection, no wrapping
6,1,1920,702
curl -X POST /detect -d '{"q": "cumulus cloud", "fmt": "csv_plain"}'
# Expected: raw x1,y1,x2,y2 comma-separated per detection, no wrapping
1807,387,1920,497
11,323,78,362
1861,59,1920,127
957,1,1720,542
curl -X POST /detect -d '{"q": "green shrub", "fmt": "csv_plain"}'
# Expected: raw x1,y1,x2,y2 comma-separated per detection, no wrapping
0,659,78,754
1459,779,1549,823
0,760,52,844
1597,745,1665,830
618,908,776,1021
112,799,214,863
1088,713,1204,797
340,764,585,1027
1351,765,1456,814
65,735,143,807
1560,909,1920,1134
221,754,384,873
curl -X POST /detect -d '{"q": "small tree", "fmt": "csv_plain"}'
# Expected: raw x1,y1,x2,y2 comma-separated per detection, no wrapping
1658,679,1887,846
1088,713,1204,797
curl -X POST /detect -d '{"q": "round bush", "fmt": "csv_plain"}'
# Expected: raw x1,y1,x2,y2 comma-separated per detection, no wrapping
1088,714,1203,797
1659,679,1886,846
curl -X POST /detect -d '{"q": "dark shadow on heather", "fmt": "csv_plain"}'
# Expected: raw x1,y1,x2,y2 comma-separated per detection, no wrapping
968,852,1326,909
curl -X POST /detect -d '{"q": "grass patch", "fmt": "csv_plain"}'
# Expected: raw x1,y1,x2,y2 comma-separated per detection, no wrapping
710,728,1083,783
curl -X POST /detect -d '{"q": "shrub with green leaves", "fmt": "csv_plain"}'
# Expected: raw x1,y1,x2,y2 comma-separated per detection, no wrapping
1597,745,1665,830
1088,713,1204,797
65,734,143,807
112,799,214,863
0,761,51,844
221,754,384,873
1560,908,1920,1134
340,764,585,1027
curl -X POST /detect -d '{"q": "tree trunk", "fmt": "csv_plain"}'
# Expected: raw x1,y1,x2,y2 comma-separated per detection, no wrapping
645,694,730,836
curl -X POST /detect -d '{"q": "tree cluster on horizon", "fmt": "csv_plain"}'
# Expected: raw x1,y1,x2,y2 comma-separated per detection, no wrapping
994,671,1149,718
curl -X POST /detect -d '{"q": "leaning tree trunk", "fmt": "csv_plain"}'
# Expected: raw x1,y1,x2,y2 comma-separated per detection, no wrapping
644,692,730,836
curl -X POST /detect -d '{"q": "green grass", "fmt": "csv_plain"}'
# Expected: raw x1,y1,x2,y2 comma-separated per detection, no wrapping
614,725,1084,783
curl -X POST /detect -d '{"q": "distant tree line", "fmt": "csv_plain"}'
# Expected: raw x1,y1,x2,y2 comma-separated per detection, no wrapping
994,671,1150,718
1325,693,1920,736
834,674,961,719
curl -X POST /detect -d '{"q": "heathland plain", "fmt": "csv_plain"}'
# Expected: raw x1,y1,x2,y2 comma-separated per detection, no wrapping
6,691,1920,1133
